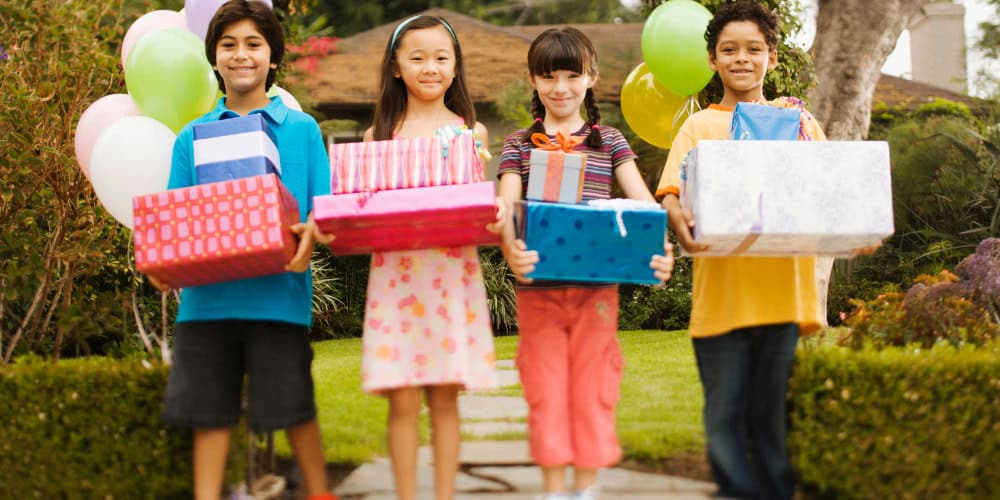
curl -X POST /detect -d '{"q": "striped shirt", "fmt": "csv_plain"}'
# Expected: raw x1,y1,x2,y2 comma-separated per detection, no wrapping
498,124,637,200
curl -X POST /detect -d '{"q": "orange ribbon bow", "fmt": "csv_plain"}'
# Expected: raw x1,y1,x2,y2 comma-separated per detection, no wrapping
531,131,583,152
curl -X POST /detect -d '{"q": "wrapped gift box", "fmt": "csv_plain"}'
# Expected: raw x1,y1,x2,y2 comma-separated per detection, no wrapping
329,133,480,194
524,132,587,204
681,140,893,256
193,114,280,184
314,181,500,255
729,102,801,141
514,200,666,285
133,174,300,288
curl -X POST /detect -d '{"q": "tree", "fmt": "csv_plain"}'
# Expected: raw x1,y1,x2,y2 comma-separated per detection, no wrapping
808,0,931,140
971,0,999,98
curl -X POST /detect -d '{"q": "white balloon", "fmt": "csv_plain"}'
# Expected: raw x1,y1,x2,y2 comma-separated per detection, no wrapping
89,116,176,229
267,85,302,111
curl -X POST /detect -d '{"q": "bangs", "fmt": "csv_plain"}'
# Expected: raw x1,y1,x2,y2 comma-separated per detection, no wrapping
528,34,590,76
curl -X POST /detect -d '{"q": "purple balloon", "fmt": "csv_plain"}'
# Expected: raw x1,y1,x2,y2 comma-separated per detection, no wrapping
184,0,273,41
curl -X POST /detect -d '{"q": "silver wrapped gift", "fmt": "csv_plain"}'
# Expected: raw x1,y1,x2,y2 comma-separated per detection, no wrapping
681,140,894,256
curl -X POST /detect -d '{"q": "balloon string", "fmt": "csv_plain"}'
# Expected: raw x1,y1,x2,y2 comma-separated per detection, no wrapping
667,95,701,146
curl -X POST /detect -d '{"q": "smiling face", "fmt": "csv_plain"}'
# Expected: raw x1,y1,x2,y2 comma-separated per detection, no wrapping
213,18,274,98
392,25,456,103
530,69,594,122
709,20,777,105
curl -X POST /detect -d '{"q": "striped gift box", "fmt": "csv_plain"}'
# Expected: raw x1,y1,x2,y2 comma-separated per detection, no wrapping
329,133,480,194
193,114,281,184
526,148,587,204
133,174,300,288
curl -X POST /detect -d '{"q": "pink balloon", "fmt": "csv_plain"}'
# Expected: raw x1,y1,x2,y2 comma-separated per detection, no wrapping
184,0,272,41
121,10,187,68
75,94,141,179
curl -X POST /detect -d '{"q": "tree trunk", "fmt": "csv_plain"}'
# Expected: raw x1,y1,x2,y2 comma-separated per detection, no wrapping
809,0,931,141
809,1,931,324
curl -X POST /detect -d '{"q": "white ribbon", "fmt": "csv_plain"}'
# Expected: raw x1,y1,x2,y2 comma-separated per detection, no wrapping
586,199,661,238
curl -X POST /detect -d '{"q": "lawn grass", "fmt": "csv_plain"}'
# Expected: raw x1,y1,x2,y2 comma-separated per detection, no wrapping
276,330,705,464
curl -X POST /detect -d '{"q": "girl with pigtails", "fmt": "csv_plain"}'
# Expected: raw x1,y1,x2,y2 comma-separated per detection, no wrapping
496,27,674,500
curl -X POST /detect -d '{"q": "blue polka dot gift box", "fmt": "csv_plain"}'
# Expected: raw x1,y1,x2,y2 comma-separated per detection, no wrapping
193,113,281,184
514,199,666,285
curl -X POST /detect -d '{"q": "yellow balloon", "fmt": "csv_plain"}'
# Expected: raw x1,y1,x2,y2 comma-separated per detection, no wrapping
620,62,687,149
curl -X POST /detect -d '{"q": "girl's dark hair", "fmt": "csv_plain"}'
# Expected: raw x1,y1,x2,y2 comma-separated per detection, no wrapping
371,16,475,140
523,27,602,149
205,0,285,93
705,1,780,55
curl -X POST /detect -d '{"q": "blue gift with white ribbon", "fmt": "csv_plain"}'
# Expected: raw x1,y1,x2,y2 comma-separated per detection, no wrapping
193,114,281,184
729,102,801,141
514,199,666,285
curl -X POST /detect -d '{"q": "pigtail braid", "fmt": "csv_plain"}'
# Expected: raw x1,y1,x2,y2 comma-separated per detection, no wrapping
522,90,547,146
583,88,603,149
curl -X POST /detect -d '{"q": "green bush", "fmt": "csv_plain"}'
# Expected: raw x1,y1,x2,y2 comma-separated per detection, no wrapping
0,356,245,498
789,343,1000,499
619,257,692,331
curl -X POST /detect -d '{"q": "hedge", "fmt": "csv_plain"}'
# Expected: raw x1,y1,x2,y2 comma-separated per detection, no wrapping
789,343,1000,499
0,356,245,498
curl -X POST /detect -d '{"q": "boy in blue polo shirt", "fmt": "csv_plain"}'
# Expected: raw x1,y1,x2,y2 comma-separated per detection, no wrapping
146,1,337,498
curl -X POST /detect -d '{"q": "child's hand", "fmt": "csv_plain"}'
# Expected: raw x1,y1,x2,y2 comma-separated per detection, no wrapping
147,274,172,293
485,197,506,235
286,219,318,273
502,239,539,284
670,205,710,254
312,220,336,245
852,242,882,256
650,237,675,286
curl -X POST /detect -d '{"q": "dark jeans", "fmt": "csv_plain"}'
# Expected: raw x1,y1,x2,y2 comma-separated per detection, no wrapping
693,322,799,500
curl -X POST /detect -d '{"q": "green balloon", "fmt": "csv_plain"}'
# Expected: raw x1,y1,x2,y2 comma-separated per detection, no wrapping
125,27,217,133
640,0,715,97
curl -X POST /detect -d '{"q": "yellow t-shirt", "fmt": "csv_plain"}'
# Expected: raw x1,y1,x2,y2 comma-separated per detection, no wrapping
656,102,827,338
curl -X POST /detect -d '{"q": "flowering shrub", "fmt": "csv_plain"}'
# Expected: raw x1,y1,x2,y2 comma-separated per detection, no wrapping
839,238,1000,349
286,35,338,74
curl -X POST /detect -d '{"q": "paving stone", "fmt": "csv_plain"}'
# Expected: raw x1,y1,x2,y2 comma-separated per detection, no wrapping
459,396,528,420
335,461,505,498
495,369,520,388
417,441,533,467
461,441,534,465
599,467,716,494
467,466,715,497
462,421,527,438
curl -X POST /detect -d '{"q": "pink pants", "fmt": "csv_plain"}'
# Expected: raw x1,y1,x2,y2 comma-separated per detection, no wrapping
516,286,623,468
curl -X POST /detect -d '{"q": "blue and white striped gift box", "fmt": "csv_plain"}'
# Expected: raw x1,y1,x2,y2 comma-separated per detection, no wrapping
193,114,281,184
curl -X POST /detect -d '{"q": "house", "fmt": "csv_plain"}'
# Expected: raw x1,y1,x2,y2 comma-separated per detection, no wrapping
292,7,985,178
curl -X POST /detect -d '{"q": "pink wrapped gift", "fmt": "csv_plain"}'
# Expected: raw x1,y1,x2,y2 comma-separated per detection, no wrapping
314,181,500,255
133,174,300,288
329,133,480,193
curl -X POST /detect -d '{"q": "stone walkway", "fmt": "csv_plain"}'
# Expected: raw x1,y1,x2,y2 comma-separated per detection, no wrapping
332,361,717,499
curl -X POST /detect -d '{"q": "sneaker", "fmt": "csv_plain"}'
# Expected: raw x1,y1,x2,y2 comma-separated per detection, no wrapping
572,485,600,500
535,493,573,500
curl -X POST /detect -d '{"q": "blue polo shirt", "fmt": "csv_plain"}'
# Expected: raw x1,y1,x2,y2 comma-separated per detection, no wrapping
167,96,331,327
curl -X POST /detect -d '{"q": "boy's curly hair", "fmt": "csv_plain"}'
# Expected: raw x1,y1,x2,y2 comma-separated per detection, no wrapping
705,1,780,55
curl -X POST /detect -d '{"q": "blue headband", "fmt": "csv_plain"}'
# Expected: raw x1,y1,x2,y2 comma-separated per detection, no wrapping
389,15,458,52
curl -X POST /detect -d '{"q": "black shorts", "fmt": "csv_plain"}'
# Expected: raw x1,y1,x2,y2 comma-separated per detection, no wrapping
162,320,316,432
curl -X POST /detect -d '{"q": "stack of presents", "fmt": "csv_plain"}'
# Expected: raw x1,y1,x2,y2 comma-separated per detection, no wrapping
514,132,668,285
681,102,894,256
132,103,893,289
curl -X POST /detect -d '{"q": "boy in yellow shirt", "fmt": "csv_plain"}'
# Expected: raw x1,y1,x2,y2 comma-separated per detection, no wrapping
656,2,823,498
